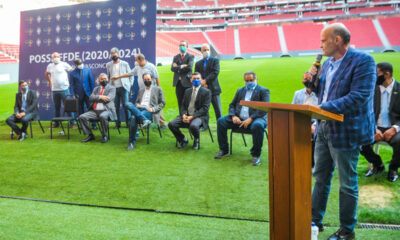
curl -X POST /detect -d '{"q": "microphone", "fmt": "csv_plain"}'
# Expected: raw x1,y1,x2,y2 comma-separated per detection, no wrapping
305,54,323,88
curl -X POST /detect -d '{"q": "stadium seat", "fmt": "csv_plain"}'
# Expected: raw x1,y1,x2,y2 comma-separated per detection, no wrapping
378,16,400,46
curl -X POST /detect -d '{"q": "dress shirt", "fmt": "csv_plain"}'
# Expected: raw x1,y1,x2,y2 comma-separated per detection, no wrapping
377,78,400,132
240,84,256,120
322,51,347,103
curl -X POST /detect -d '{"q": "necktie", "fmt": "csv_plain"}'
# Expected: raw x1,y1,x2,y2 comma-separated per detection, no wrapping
181,54,184,61
381,90,390,127
93,87,105,110
22,94,27,112
188,88,196,116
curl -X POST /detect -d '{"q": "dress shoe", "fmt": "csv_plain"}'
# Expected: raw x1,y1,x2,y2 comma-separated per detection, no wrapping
214,150,229,159
81,134,95,143
365,164,385,177
126,142,136,151
18,132,27,141
192,138,200,150
327,228,355,240
388,169,399,182
316,223,324,232
177,137,189,149
252,156,261,166
101,136,108,143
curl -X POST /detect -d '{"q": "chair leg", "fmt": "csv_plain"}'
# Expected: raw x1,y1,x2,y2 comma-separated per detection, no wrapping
117,125,121,134
60,122,65,133
208,127,214,143
50,121,53,139
265,130,268,139
30,121,33,138
38,120,45,133
11,129,14,139
76,120,81,134
242,133,247,147
158,125,162,138
230,130,233,155
147,125,150,144
67,122,70,140
140,128,145,137
108,122,110,140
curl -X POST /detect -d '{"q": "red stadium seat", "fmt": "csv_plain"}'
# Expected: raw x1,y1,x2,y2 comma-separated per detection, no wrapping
378,16,400,46
282,22,324,51
239,26,281,53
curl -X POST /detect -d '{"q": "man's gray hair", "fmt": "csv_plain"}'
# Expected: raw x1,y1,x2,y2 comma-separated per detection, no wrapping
136,53,145,61
326,23,351,45
243,71,257,79
98,73,108,79
110,47,119,54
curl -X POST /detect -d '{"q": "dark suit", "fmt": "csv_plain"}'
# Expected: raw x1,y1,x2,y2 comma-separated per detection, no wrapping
217,85,270,157
168,86,211,141
171,52,194,114
195,57,222,119
361,80,400,171
69,67,95,115
6,89,39,135
79,84,116,137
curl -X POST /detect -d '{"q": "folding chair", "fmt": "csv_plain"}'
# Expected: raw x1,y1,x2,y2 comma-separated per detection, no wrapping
10,119,45,139
229,127,268,155
50,96,81,139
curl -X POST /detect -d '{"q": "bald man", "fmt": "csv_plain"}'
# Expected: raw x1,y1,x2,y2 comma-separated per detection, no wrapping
303,23,376,239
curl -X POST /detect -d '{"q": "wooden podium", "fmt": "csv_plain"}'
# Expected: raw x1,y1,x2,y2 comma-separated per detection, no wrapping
240,101,343,240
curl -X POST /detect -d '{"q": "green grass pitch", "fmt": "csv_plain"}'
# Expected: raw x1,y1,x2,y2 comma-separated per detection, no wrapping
0,53,399,239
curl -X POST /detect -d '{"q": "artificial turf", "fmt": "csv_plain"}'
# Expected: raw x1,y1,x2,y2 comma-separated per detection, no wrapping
0,53,399,238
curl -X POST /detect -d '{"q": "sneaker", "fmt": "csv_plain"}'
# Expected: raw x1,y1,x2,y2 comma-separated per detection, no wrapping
19,132,28,141
252,156,261,166
214,150,229,159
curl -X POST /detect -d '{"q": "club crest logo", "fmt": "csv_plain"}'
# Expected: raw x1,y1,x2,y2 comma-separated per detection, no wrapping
141,3,147,13
36,38,41,47
117,6,124,15
141,17,147,26
126,6,135,15
96,9,102,18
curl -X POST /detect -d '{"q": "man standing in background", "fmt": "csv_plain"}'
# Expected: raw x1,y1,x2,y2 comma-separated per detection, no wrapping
171,40,194,115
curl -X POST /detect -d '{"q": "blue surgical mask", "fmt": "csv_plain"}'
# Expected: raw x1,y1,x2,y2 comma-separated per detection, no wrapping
192,79,201,87
179,46,186,53
245,81,256,90
21,86,29,93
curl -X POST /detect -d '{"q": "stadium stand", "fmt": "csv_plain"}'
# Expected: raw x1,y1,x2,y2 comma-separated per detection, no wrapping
238,26,281,53
206,29,236,55
378,16,400,46
282,22,324,51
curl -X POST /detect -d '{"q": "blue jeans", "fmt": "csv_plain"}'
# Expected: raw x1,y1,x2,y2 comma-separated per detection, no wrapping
312,121,360,232
217,116,266,157
52,90,74,125
114,87,130,127
128,108,152,144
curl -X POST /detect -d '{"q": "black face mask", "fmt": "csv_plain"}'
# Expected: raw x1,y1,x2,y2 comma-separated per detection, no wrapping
100,81,108,87
112,56,119,62
144,81,152,87
376,75,385,85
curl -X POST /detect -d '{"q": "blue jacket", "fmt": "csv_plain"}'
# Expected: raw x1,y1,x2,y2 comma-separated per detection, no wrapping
228,84,270,123
312,47,376,150
69,67,95,98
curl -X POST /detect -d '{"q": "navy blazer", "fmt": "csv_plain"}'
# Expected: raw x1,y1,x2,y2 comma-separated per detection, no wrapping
69,67,95,98
228,84,270,123
14,90,39,120
181,87,211,129
311,47,377,150
171,53,194,88
195,57,221,95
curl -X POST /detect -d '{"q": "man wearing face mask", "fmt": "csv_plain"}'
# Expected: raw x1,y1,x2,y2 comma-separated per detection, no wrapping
360,62,400,182
6,81,39,141
106,47,133,128
69,59,96,129
79,73,117,143
45,52,74,128
214,71,270,166
168,72,211,150
171,40,194,115
195,43,222,120
126,73,166,151
112,54,167,129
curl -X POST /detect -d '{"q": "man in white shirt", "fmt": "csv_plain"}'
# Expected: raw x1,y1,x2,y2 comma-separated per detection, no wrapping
106,47,133,128
45,52,74,128
361,62,400,182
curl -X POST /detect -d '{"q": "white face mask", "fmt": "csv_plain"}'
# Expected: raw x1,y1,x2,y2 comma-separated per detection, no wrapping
77,64,84,70
53,57,61,64
202,50,210,58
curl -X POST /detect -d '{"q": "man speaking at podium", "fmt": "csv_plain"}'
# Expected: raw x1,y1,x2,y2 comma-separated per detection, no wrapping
303,23,376,240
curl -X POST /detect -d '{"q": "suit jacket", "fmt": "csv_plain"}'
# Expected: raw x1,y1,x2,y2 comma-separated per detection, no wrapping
171,53,194,88
310,47,377,150
181,87,211,129
195,57,221,95
89,84,117,121
135,86,166,125
14,90,39,120
374,80,400,127
106,60,133,92
228,85,270,124
69,67,95,98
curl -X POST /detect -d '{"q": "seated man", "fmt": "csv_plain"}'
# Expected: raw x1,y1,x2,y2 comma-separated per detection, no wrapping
214,71,270,166
292,87,318,167
6,81,39,141
361,62,400,182
168,72,211,150
126,73,166,151
79,73,117,143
